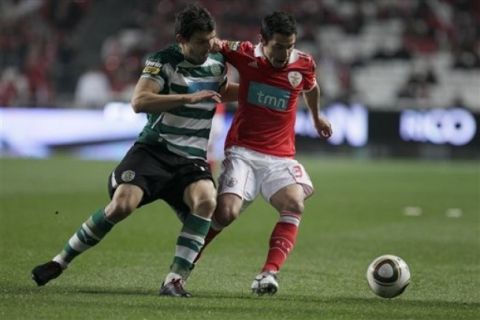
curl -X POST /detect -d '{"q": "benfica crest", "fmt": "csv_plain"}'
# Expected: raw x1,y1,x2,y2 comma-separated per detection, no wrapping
288,71,302,88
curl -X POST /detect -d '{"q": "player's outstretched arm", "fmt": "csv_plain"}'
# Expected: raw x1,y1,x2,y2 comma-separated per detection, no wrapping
303,84,332,139
131,78,221,113
210,38,224,53
220,82,239,103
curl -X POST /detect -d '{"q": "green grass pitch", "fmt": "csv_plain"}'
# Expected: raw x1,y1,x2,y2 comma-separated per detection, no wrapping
1,156,479,319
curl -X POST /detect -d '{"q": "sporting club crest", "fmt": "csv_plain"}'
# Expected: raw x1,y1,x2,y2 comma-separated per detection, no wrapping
121,170,136,182
210,64,221,76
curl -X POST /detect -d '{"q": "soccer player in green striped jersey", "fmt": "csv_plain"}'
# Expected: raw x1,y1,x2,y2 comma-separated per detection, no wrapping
31,4,237,297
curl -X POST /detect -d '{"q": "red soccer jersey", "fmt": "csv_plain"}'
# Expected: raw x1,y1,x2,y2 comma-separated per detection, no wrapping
222,41,317,157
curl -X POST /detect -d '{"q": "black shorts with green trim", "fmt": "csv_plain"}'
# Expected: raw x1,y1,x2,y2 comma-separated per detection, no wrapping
108,142,214,221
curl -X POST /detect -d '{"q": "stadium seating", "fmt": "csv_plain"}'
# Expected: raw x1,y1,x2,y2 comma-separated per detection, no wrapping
1,0,479,110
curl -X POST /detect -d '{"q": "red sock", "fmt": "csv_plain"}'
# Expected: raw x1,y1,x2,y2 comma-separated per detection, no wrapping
262,211,301,272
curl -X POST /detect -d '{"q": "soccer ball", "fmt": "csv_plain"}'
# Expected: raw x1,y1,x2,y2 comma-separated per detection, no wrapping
366,254,410,298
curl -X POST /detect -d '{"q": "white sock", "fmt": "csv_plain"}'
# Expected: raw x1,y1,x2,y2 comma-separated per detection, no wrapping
164,272,182,284
52,255,68,269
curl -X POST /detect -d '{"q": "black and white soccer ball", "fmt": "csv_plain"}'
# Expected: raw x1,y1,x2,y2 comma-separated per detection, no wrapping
366,254,410,298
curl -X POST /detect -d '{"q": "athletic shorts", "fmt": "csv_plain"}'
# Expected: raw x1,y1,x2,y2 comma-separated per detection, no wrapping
108,142,214,221
218,146,314,210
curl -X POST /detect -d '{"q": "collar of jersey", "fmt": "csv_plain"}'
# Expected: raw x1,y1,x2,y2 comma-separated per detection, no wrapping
171,43,213,67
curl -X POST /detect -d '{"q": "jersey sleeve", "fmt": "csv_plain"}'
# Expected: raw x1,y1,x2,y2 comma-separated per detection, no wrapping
219,63,228,91
302,57,317,92
140,54,167,91
220,40,253,67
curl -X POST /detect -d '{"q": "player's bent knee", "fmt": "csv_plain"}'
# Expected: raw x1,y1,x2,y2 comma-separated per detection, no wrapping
184,180,217,216
106,191,141,222
280,199,304,214
105,200,136,222
214,204,240,227
105,184,143,221
292,201,305,214
193,196,217,218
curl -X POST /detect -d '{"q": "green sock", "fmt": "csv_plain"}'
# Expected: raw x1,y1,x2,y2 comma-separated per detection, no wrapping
170,213,211,278
53,209,114,267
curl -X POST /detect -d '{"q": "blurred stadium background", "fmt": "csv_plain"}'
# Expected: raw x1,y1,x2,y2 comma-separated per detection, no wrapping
1,0,479,160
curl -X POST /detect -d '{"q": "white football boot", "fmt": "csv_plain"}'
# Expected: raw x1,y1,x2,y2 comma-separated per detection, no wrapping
251,271,279,295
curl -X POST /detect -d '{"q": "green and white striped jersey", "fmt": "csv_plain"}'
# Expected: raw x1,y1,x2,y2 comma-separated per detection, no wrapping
137,44,227,160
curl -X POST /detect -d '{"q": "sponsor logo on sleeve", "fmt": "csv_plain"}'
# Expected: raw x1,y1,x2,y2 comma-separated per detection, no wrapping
145,60,162,68
143,66,161,75
143,60,162,74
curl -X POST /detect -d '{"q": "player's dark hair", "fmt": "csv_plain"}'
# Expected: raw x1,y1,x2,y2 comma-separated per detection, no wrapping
174,4,215,40
260,11,297,42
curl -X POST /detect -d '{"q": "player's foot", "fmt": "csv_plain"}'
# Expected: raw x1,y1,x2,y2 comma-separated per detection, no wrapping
251,271,279,295
159,278,191,297
31,261,63,286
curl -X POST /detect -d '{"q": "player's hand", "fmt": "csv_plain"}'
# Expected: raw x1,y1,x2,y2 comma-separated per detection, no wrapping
188,90,222,104
210,38,223,53
314,115,332,139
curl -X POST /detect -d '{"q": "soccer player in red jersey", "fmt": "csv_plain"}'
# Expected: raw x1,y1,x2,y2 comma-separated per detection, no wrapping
197,11,332,295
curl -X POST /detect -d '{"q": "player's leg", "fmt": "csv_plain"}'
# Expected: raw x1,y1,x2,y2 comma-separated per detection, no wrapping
196,192,244,258
264,183,305,272
250,184,305,295
252,162,313,295
193,150,256,264
55,183,143,265
31,143,150,286
162,179,216,286
160,159,218,297
31,184,143,286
